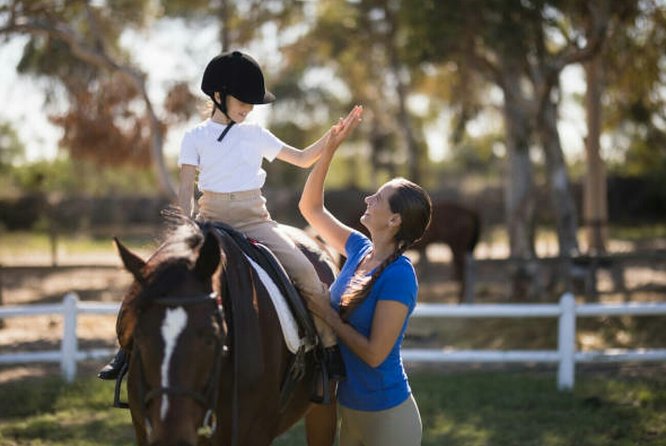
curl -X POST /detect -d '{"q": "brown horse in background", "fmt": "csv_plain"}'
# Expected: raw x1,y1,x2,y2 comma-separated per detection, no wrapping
325,189,481,302
113,217,337,445
415,201,481,302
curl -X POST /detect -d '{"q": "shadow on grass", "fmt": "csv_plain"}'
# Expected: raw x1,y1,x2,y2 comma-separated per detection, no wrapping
411,369,666,446
0,369,664,446
0,375,134,446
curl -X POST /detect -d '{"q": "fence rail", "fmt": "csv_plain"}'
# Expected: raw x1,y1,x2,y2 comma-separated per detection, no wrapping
1,293,665,389
0,293,119,382
404,294,666,389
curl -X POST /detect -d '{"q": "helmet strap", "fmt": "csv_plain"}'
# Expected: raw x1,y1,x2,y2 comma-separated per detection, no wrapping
209,92,236,143
210,92,234,124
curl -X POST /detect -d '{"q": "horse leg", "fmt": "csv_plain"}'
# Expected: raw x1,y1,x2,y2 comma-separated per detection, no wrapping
451,247,466,303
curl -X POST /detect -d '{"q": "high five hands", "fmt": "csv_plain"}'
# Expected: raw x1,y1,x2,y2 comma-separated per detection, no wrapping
325,105,364,153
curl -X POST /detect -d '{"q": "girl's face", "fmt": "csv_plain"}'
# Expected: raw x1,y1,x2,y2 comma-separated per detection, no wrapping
360,182,400,233
225,95,254,123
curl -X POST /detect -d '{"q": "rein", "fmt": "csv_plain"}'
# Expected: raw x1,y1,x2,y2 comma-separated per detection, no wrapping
134,292,227,440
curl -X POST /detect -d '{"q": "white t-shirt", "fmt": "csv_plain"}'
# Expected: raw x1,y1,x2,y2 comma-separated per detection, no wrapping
178,119,285,193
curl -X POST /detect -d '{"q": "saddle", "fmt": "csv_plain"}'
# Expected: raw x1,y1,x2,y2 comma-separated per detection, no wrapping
206,221,331,406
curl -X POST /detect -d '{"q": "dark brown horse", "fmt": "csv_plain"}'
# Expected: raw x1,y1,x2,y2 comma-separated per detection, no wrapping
113,217,337,445
326,189,480,302
415,201,481,302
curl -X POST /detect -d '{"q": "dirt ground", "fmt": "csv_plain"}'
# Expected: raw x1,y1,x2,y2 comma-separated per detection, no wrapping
1,242,665,384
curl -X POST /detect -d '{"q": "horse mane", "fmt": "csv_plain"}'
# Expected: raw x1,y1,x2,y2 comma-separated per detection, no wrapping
147,210,205,265
129,210,226,310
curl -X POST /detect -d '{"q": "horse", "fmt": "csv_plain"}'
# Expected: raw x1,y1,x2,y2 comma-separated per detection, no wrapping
414,201,481,302
325,189,481,302
112,216,338,445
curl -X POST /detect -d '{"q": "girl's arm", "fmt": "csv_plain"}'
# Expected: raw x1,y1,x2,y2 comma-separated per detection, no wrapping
276,107,362,168
298,106,363,254
276,131,330,168
178,165,197,218
308,298,409,368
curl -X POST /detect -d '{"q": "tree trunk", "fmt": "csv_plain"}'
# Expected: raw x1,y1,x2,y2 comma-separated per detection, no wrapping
583,56,608,254
395,74,421,183
501,71,540,299
134,76,175,197
384,4,421,183
502,82,536,260
537,88,580,257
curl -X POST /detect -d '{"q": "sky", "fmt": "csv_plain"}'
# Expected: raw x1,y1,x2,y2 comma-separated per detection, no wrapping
0,18,588,165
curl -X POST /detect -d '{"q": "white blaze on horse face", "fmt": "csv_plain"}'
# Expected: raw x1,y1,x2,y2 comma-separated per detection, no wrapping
160,307,188,421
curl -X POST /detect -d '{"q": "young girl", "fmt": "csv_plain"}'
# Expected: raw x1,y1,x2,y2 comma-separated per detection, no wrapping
300,116,432,445
182,50,366,384
99,51,354,389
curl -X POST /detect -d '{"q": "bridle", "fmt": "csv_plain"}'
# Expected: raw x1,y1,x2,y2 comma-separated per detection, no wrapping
134,292,228,440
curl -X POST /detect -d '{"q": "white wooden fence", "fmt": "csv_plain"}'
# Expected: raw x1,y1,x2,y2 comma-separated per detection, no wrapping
404,293,666,390
1,293,665,390
0,293,119,382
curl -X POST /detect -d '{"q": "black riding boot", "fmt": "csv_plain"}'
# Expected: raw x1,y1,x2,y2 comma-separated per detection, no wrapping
324,345,346,380
98,348,129,380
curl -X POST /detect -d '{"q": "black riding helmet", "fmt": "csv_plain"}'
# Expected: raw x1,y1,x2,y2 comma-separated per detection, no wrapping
201,50,276,116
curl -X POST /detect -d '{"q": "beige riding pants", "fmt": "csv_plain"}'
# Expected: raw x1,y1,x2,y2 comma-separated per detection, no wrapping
197,189,336,347
339,394,422,446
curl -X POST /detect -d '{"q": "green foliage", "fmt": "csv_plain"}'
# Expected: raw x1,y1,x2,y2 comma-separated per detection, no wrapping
3,0,665,190
0,121,24,170
3,157,165,198
602,1,666,178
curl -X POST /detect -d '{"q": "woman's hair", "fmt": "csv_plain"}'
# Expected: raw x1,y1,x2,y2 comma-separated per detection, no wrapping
339,178,432,319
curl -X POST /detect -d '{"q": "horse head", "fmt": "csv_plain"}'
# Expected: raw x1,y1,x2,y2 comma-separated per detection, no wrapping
116,225,229,446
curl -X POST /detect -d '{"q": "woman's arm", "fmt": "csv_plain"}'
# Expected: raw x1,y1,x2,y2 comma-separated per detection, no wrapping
308,298,408,368
178,164,197,218
298,106,363,254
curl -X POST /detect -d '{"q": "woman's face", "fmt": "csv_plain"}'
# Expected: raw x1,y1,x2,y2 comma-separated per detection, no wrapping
225,95,254,122
360,182,400,232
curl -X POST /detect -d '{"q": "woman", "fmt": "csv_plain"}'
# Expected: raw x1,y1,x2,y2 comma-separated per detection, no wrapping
299,108,432,446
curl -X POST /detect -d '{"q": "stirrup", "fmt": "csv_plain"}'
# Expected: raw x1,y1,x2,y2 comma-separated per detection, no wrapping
309,364,331,405
309,348,331,405
112,360,130,409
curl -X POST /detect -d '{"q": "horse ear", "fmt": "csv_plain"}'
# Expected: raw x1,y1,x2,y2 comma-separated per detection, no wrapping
114,237,146,282
194,231,220,280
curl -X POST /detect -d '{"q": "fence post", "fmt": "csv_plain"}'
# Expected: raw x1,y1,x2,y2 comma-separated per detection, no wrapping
61,292,79,383
557,292,576,391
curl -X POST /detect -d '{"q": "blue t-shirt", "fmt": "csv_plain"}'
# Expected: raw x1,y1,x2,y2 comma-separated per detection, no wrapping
330,231,418,411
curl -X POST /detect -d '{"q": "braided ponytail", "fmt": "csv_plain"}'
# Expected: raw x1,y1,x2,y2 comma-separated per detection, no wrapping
339,242,411,320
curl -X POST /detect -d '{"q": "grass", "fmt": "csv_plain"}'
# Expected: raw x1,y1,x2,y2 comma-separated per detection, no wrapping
0,369,664,446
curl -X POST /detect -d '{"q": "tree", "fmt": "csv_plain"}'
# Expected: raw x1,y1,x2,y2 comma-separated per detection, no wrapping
0,0,182,196
602,0,666,178
404,0,616,296
274,0,430,187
